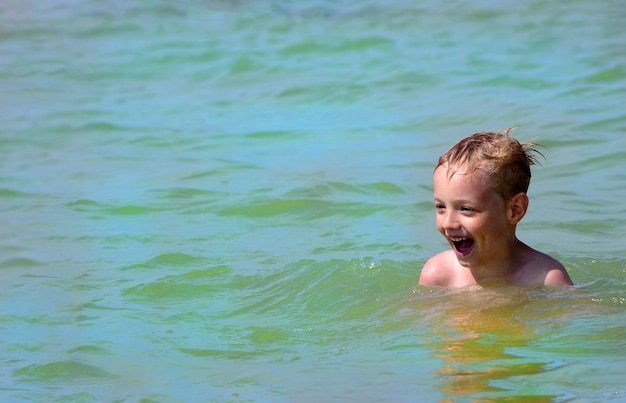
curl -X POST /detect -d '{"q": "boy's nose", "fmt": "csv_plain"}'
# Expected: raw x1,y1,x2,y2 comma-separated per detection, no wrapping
441,211,460,230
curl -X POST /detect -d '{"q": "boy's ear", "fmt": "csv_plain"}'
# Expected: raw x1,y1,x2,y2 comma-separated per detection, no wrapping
508,192,528,224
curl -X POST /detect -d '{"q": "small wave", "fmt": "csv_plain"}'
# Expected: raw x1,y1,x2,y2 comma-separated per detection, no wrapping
75,122,133,133
285,181,406,199
228,258,411,322
106,205,152,216
66,199,104,212
584,66,626,84
15,361,115,381
67,344,112,356
122,264,234,301
177,348,260,360
0,258,43,268
241,130,306,140
72,302,134,312
123,281,225,300
67,200,165,217
0,188,39,198
123,252,212,270
147,187,219,200
219,198,386,219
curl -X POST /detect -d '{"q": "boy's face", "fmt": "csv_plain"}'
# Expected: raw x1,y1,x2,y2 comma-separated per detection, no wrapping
433,164,514,269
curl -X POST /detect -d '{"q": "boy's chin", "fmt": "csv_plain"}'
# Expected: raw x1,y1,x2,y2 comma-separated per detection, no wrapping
454,256,474,267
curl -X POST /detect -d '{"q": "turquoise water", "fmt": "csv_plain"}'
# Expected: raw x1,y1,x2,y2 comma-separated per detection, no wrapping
1,0,625,401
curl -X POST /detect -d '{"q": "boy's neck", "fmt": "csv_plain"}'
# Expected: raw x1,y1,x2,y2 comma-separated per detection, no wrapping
465,239,528,283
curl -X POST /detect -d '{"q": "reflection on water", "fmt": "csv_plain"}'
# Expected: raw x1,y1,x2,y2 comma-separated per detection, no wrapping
407,285,592,401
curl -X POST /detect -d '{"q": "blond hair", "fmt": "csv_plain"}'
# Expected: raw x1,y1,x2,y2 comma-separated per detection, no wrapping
437,127,543,200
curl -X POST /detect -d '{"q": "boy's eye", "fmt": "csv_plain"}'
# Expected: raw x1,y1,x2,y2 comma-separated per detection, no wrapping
460,206,473,212
435,204,445,211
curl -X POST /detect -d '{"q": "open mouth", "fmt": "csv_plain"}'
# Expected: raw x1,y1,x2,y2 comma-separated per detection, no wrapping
451,237,474,256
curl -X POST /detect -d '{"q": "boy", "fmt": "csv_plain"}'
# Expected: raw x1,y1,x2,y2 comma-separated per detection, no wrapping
419,128,574,288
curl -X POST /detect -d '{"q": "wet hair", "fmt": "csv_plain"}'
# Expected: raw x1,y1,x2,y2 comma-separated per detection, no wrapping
436,127,543,200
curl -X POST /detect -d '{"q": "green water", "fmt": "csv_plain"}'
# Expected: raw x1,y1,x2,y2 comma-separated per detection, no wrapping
1,1,625,401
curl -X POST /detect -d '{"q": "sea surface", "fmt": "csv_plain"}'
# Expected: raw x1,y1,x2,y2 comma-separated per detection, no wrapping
1,1,625,402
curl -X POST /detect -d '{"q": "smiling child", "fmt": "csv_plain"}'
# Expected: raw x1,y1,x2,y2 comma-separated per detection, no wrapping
418,128,574,288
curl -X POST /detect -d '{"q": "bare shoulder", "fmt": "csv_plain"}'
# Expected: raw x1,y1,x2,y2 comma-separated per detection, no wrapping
529,249,574,286
419,251,456,286
543,258,574,286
